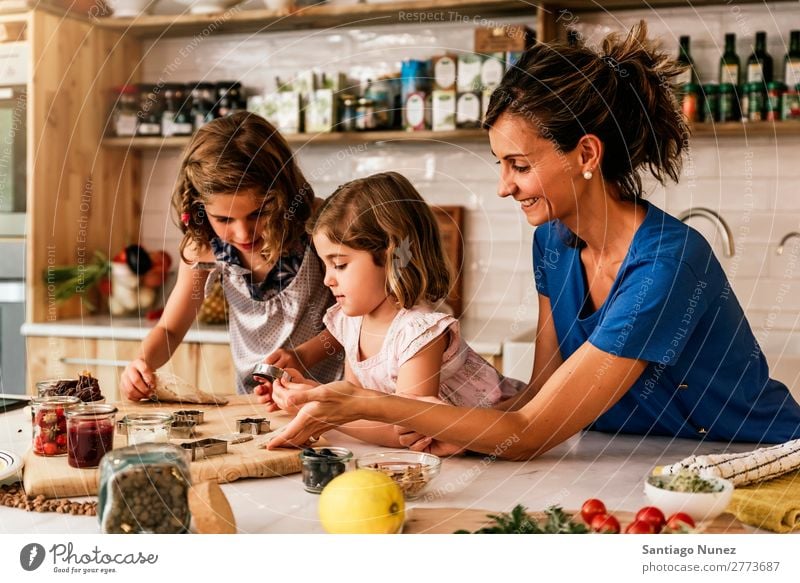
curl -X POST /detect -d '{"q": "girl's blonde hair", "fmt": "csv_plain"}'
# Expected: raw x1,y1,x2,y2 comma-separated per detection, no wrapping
171,112,314,265
310,172,451,309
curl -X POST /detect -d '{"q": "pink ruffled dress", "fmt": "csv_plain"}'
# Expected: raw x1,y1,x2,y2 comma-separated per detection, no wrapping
323,304,525,407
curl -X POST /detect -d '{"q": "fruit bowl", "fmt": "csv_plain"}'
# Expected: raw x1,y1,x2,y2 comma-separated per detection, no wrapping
644,472,734,521
356,450,441,500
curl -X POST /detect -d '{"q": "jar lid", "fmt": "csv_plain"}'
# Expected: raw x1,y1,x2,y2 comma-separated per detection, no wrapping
32,395,81,407
67,403,118,418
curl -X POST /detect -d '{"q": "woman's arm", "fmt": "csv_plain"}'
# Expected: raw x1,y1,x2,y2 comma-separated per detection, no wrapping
120,258,209,399
495,294,564,412
269,341,648,459
333,334,447,447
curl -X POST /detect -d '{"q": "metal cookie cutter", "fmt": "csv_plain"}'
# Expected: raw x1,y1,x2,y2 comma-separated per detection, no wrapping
236,417,271,435
180,438,228,461
173,410,204,424
252,363,291,384
170,419,198,439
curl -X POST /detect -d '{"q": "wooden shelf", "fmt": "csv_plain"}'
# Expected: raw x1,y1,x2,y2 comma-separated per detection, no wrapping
554,0,797,11
95,0,536,39
691,122,800,138
102,129,489,150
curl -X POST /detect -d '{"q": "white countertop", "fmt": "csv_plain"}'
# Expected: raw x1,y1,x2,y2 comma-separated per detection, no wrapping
0,406,769,534
21,316,516,356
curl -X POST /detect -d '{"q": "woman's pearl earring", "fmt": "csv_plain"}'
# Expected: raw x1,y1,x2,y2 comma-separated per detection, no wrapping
583,170,593,180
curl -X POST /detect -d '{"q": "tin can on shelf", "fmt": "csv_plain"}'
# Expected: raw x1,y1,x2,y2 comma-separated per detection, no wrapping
31,396,81,457
702,83,719,123
766,81,786,122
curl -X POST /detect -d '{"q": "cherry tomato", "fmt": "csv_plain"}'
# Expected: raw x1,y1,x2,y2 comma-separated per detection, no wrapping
56,434,67,447
590,513,621,534
625,520,656,534
634,506,666,533
98,277,112,296
42,442,59,456
55,407,64,417
581,498,607,524
112,249,127,263
665,512,696,530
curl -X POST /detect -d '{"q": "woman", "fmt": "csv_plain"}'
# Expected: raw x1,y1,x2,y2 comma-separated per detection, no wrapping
267,22,800,458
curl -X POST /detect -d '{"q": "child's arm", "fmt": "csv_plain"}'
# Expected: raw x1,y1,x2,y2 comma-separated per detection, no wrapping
264,329,343,371
334,334,448,447
120,259,210,401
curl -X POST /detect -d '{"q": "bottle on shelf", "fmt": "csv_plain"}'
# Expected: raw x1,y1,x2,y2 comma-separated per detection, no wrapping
785,30,800,87
675,35,697,86
719,33,740,86
746,31,773,85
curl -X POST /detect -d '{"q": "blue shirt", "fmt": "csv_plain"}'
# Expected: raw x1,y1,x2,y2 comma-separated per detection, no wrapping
533,202,800,444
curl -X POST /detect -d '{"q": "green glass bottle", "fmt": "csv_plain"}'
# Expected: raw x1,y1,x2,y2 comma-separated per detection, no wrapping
746,31,773,85
719,33,740,86
676,36,697,86
784,30,800,87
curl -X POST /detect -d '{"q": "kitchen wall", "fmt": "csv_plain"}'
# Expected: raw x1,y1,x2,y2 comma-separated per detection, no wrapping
138,2,800,348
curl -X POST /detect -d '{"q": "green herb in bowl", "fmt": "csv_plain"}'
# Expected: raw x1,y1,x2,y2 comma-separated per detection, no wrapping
647,470,724,493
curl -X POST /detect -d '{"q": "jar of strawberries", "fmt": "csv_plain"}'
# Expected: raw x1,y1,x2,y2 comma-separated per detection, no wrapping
31,395,80,456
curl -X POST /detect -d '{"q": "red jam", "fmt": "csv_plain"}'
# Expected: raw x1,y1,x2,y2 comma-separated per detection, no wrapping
67,420,115,468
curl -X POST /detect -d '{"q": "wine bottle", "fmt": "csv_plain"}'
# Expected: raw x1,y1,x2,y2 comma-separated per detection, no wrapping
785,30,800,87
719,33,740,86
676,36,696,86
746,31,773,84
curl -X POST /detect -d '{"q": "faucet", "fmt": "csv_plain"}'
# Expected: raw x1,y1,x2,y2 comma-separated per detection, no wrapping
776,232,800,256
677,207,735,258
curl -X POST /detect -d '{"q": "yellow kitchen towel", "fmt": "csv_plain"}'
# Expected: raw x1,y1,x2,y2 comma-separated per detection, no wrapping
727,470,800,533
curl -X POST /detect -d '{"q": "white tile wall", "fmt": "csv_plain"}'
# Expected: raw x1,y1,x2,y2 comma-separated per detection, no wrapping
138,2,800,337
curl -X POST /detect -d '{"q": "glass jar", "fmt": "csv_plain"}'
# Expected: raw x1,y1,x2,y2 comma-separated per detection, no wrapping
124,412,173,446
340,95,358,131
111,85,139,137
355,97,376,131
783,85,800,121
136,84,163,136
766,81,786,122
190,82,217,131
747,83,765,122
98,443,191,534
161,84,193,137
681,83,701,123
31,396,80,457
299,447,352,493
216,81,244,117
701,83,719,123
718,83,738,122
66,404,118,468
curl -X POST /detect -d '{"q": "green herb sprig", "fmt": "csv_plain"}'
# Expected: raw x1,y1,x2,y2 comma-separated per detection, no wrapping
455,504,589,534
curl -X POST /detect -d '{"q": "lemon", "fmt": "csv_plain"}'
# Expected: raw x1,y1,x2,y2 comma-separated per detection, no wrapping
318,469,405,534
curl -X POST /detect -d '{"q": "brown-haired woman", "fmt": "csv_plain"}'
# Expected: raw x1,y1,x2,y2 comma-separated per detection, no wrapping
269,23,800,456
262,171,524,447
120,112,342,399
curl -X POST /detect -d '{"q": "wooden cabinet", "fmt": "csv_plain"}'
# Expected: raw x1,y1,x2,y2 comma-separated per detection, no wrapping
25,336,235,401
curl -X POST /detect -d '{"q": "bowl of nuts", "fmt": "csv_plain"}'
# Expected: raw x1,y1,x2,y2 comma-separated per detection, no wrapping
356,450,441,500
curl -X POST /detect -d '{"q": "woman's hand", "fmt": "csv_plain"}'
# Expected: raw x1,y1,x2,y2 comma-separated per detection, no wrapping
395,427,465,457
254,367,317,412
266,380,368,449
120,358,155,401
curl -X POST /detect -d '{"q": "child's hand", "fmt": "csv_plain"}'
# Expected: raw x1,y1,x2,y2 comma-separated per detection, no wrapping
268,369,318,414
120,358,155,401
264,348,302,371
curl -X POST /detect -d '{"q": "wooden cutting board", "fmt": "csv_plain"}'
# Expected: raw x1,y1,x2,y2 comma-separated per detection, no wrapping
23,396,307,499
404,507,750,534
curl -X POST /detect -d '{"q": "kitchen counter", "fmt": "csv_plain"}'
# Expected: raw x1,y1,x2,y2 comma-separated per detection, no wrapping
21,316,515,356
0,406,771,534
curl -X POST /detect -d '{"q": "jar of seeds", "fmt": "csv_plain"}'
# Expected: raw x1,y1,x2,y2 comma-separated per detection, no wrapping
98,443,191,534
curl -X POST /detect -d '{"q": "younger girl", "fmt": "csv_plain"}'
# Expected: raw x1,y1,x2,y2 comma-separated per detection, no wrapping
120,112,341,399
269,171,525,447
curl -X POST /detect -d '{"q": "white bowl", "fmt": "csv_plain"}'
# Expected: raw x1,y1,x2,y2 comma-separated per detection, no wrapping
175,0,243,14
644,473,734,521
105,0,158,18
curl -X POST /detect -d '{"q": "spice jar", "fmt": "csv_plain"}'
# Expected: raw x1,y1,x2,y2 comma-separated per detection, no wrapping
766,81,786,122
124,412,173,446
681,83,701,123
98,443,191,534
299,447,352,493
136,84,163,136
111,85,139,137
355,97,376,131
340,95,358,131
216,81,244,117
161,84,193,137
701,83,719,123
31,396,80,457
783,85,800,121
718,83,738,122
747,82,765,122
190,82,217,131
67,404,118,469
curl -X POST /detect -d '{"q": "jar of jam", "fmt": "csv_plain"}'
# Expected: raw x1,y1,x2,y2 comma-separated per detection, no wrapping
31,396,80,456
124,412,173,446
67,404,118,469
